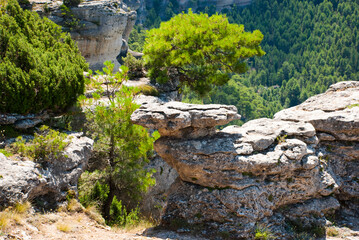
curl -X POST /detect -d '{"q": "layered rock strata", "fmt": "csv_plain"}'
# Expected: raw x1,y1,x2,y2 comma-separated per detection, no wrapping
0,133,93,208
131,81,359,239
31,0,136,70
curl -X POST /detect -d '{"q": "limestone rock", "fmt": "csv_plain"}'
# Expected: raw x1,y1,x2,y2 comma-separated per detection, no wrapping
31,0,136,70
140,155,178,220
0,133,93,207
0,113,49,129
131,81,359,239
274,81,359,141
131,102,240,138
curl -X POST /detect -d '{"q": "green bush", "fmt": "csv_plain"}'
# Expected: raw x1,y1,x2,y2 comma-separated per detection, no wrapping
11,125,69,163
122,53,145,79
0,0,88,114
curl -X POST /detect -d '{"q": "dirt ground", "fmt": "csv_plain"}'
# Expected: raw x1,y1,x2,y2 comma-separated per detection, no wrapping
0,211,204,240
1,210,359,240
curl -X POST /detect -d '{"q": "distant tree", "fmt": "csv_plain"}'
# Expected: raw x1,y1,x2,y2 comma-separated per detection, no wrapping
143,10,265,97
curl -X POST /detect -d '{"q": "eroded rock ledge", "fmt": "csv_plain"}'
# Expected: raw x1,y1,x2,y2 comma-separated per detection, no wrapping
131,81,359,239
0,133,93,208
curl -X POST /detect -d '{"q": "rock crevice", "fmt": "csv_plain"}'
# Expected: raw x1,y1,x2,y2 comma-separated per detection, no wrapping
131,81,359,238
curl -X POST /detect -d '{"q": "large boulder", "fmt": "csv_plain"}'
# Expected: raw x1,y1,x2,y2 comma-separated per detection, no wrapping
0,133,93,208
131,101,240,138
131,81,359,239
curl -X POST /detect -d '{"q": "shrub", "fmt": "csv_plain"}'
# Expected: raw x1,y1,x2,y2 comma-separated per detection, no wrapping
11,125,69,163
137,84,159,96
143,10,265,97
0,0,88,114
122,53,145,79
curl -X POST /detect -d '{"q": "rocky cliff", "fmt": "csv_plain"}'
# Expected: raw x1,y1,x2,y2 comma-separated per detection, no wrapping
131,81,359,239
0,133,93,209
30,0,136,70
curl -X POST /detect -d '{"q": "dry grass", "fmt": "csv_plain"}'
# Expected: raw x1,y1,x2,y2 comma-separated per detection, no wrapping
326,226,340,237
14,201,31,214
84,205,105,225
67,199,84,212
0,201,31,231
115,219,156,233
56,222,72,232
0,212,11,230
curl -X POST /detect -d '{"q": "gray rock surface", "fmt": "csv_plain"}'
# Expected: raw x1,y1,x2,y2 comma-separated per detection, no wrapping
140,155,179,220
0,113,49,129
131,101,240,138
131,81,359,239
31,0,136,70
0,133,93,207
274,81,359,141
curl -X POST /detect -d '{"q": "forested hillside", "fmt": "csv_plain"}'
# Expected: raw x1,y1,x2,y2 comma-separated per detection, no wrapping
129,0,359,123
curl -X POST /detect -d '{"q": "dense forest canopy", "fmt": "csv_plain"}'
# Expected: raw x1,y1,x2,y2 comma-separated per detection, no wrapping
130,0,359,123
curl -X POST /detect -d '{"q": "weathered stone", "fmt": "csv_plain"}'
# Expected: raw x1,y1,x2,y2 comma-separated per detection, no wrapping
31,0,136,71
0,113,50,129
131,81,359,239
140,155,178,220
131,102,240,138
0,133,93,207
275,81,359,141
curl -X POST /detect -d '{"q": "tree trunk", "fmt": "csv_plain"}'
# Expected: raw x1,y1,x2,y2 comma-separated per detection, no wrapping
103,177,116,221
103,133,116,221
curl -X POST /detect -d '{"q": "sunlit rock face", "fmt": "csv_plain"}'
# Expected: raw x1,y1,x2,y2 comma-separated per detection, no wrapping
0,133,93,209
131,81,359,239
31,0,136,70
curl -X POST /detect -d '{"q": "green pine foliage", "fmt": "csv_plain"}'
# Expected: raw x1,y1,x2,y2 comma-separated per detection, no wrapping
143,10,265,97
136,0,359,123
78,61,156,223
0,0,88,114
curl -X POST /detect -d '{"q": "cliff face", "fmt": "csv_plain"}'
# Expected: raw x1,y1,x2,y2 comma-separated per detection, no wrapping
31,0,136,70
131,81,359,238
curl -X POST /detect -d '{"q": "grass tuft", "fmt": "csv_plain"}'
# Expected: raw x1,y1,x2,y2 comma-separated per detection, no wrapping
14,201,31,214
255,224,275,240
84,205,105,225
56,222,72,232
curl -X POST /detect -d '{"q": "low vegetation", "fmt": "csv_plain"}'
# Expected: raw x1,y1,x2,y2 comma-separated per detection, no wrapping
10,125,69,163
254,224,275,240
122,53,146,79
0,0,87,114
0,201,31,231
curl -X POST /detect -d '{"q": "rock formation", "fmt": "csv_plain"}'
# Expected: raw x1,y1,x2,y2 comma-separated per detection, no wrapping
31,0,136,70
131,81,359,239
0,133,93,208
